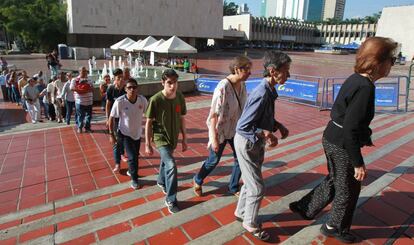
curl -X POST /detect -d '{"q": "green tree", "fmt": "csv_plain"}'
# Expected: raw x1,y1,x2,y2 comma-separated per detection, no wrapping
0,0,67,52
223,1,238,16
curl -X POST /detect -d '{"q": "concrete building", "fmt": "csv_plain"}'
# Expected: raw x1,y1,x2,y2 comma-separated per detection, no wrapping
66,0,223,48
307,0,324,21
323,0,346,20
262,0,324,21
318,23,376,45
376,5,414,59
223,14,321,47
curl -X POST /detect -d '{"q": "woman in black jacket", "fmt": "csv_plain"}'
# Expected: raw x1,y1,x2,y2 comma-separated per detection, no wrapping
289,37,397,244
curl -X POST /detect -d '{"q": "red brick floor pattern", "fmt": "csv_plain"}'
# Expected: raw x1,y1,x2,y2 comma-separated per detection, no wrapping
1,94,414,244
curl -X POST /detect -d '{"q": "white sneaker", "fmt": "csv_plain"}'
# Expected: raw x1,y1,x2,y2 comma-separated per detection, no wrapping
127,171,131,177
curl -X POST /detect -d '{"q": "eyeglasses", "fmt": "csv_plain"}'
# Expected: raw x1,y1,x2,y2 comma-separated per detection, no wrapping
126,86,138,90
390,57,397,66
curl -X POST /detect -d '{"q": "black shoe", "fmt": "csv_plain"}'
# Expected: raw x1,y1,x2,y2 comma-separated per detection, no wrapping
85,128,93,133
320,223,356,244
289,202,313,220
165,200,179,214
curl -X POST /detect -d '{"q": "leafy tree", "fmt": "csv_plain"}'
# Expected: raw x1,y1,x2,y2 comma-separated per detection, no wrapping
0,0,67,52
223,1,238,16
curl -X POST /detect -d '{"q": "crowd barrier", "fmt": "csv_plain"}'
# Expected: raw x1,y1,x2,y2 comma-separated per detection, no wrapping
195,72,409,113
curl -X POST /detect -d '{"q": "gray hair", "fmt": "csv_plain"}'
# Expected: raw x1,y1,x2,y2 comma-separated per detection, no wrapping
263,51,291,77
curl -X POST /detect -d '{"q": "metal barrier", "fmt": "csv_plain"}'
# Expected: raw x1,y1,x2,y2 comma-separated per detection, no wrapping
195,71,324,108
321,75,409,113
406,63,414,111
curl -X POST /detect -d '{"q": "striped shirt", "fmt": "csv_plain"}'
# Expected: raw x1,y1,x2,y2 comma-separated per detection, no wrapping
70,76,93,106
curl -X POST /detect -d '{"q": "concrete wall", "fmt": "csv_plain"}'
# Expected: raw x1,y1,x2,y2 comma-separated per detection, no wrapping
67,0,222,39
376,5,414,59
223,15,251,40
318,23,376,45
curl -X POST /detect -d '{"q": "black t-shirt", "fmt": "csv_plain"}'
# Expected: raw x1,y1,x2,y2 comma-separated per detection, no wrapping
106,84,126,103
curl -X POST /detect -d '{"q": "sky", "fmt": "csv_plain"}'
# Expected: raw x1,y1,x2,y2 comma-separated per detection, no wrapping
231,0,414,19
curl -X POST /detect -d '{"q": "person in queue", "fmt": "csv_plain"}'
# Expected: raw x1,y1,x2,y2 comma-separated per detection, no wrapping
193,56,251,197
234,51,290,241
289,37,397,244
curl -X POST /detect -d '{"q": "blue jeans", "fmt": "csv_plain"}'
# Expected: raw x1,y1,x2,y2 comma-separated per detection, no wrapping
7,87,14,103
194,138,241,193
39,99,49,118
65,100,75,125
112,119,125,165
11,86,21,104
75,103,92,129
157,146,178,203
118,132,140,182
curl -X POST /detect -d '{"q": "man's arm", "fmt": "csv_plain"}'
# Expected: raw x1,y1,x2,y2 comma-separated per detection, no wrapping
108,115,116,145
145,118,154,155
180,115,187,152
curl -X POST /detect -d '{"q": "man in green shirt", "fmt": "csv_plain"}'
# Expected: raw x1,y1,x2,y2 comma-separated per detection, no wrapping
145,69,187,214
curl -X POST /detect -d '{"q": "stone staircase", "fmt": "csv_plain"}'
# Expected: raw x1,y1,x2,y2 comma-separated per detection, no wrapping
1,110,414,244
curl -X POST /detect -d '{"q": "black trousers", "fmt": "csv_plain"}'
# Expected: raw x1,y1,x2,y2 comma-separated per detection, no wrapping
295,137,361,232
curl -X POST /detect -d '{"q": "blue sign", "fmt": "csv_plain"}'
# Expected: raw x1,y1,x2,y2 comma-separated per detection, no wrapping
333,82,399,107
276,79,319,102
197,77,319,103
196,78,221,93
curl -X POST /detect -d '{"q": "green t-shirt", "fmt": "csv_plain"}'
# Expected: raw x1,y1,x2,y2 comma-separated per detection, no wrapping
145,91,187,149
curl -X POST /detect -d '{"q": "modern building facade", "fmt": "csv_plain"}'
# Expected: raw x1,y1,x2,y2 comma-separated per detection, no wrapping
376,5,414,59
262,0,324,21
307,0,324,21
223,14,321,47
317,23,376,45
323,0,346,20
66,0,223,48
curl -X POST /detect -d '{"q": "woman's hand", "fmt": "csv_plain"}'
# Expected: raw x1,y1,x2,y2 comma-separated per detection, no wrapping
354,165,367,181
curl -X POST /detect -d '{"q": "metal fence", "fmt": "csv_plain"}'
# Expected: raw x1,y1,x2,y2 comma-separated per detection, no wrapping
321,75,409,113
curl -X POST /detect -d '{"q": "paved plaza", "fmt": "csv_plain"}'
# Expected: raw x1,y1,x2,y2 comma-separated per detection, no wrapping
0,51,413,244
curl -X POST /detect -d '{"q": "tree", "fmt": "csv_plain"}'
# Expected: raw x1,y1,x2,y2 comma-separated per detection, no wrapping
0,0,67,52
223,1,238,16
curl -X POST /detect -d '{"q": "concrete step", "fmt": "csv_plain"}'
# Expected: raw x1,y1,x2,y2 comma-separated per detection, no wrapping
1,113,413,244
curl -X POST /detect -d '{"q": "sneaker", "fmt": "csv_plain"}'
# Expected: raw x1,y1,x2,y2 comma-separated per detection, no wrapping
130,181,140,190
85,128,93,133
289,201,313,220
127,170,131,177
113,164,120,173
77,128,82,133
165,200,179,214
193,178,202,197
157,182,167,194
320,223,356,244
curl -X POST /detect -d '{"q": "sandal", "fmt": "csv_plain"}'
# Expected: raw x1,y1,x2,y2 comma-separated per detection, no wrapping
250,228,270,241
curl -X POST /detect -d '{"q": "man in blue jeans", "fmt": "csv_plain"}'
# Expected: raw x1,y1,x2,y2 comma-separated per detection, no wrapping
70,67,93,133
108,78,147,189
145,69,187,214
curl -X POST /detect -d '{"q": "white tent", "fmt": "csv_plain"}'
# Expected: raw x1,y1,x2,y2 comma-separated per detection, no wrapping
126,36,157,52
110,37,135,50
143,39,165,52
155,36,197,54
118,39,137,50
123,39,142,52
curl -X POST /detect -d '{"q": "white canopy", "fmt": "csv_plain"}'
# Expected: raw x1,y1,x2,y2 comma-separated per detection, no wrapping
155,36,197,54
143,39,165,52
119,39,138,50
123,39,141,52
110,37,135,50
126,36,157,52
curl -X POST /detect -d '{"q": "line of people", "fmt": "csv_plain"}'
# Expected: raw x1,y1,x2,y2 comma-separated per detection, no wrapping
97,37,396,243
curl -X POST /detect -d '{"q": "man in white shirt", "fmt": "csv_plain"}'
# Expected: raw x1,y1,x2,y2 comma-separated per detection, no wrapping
70,67,93,133
52,72,66,123
108,78,147,190
23,77,42,124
